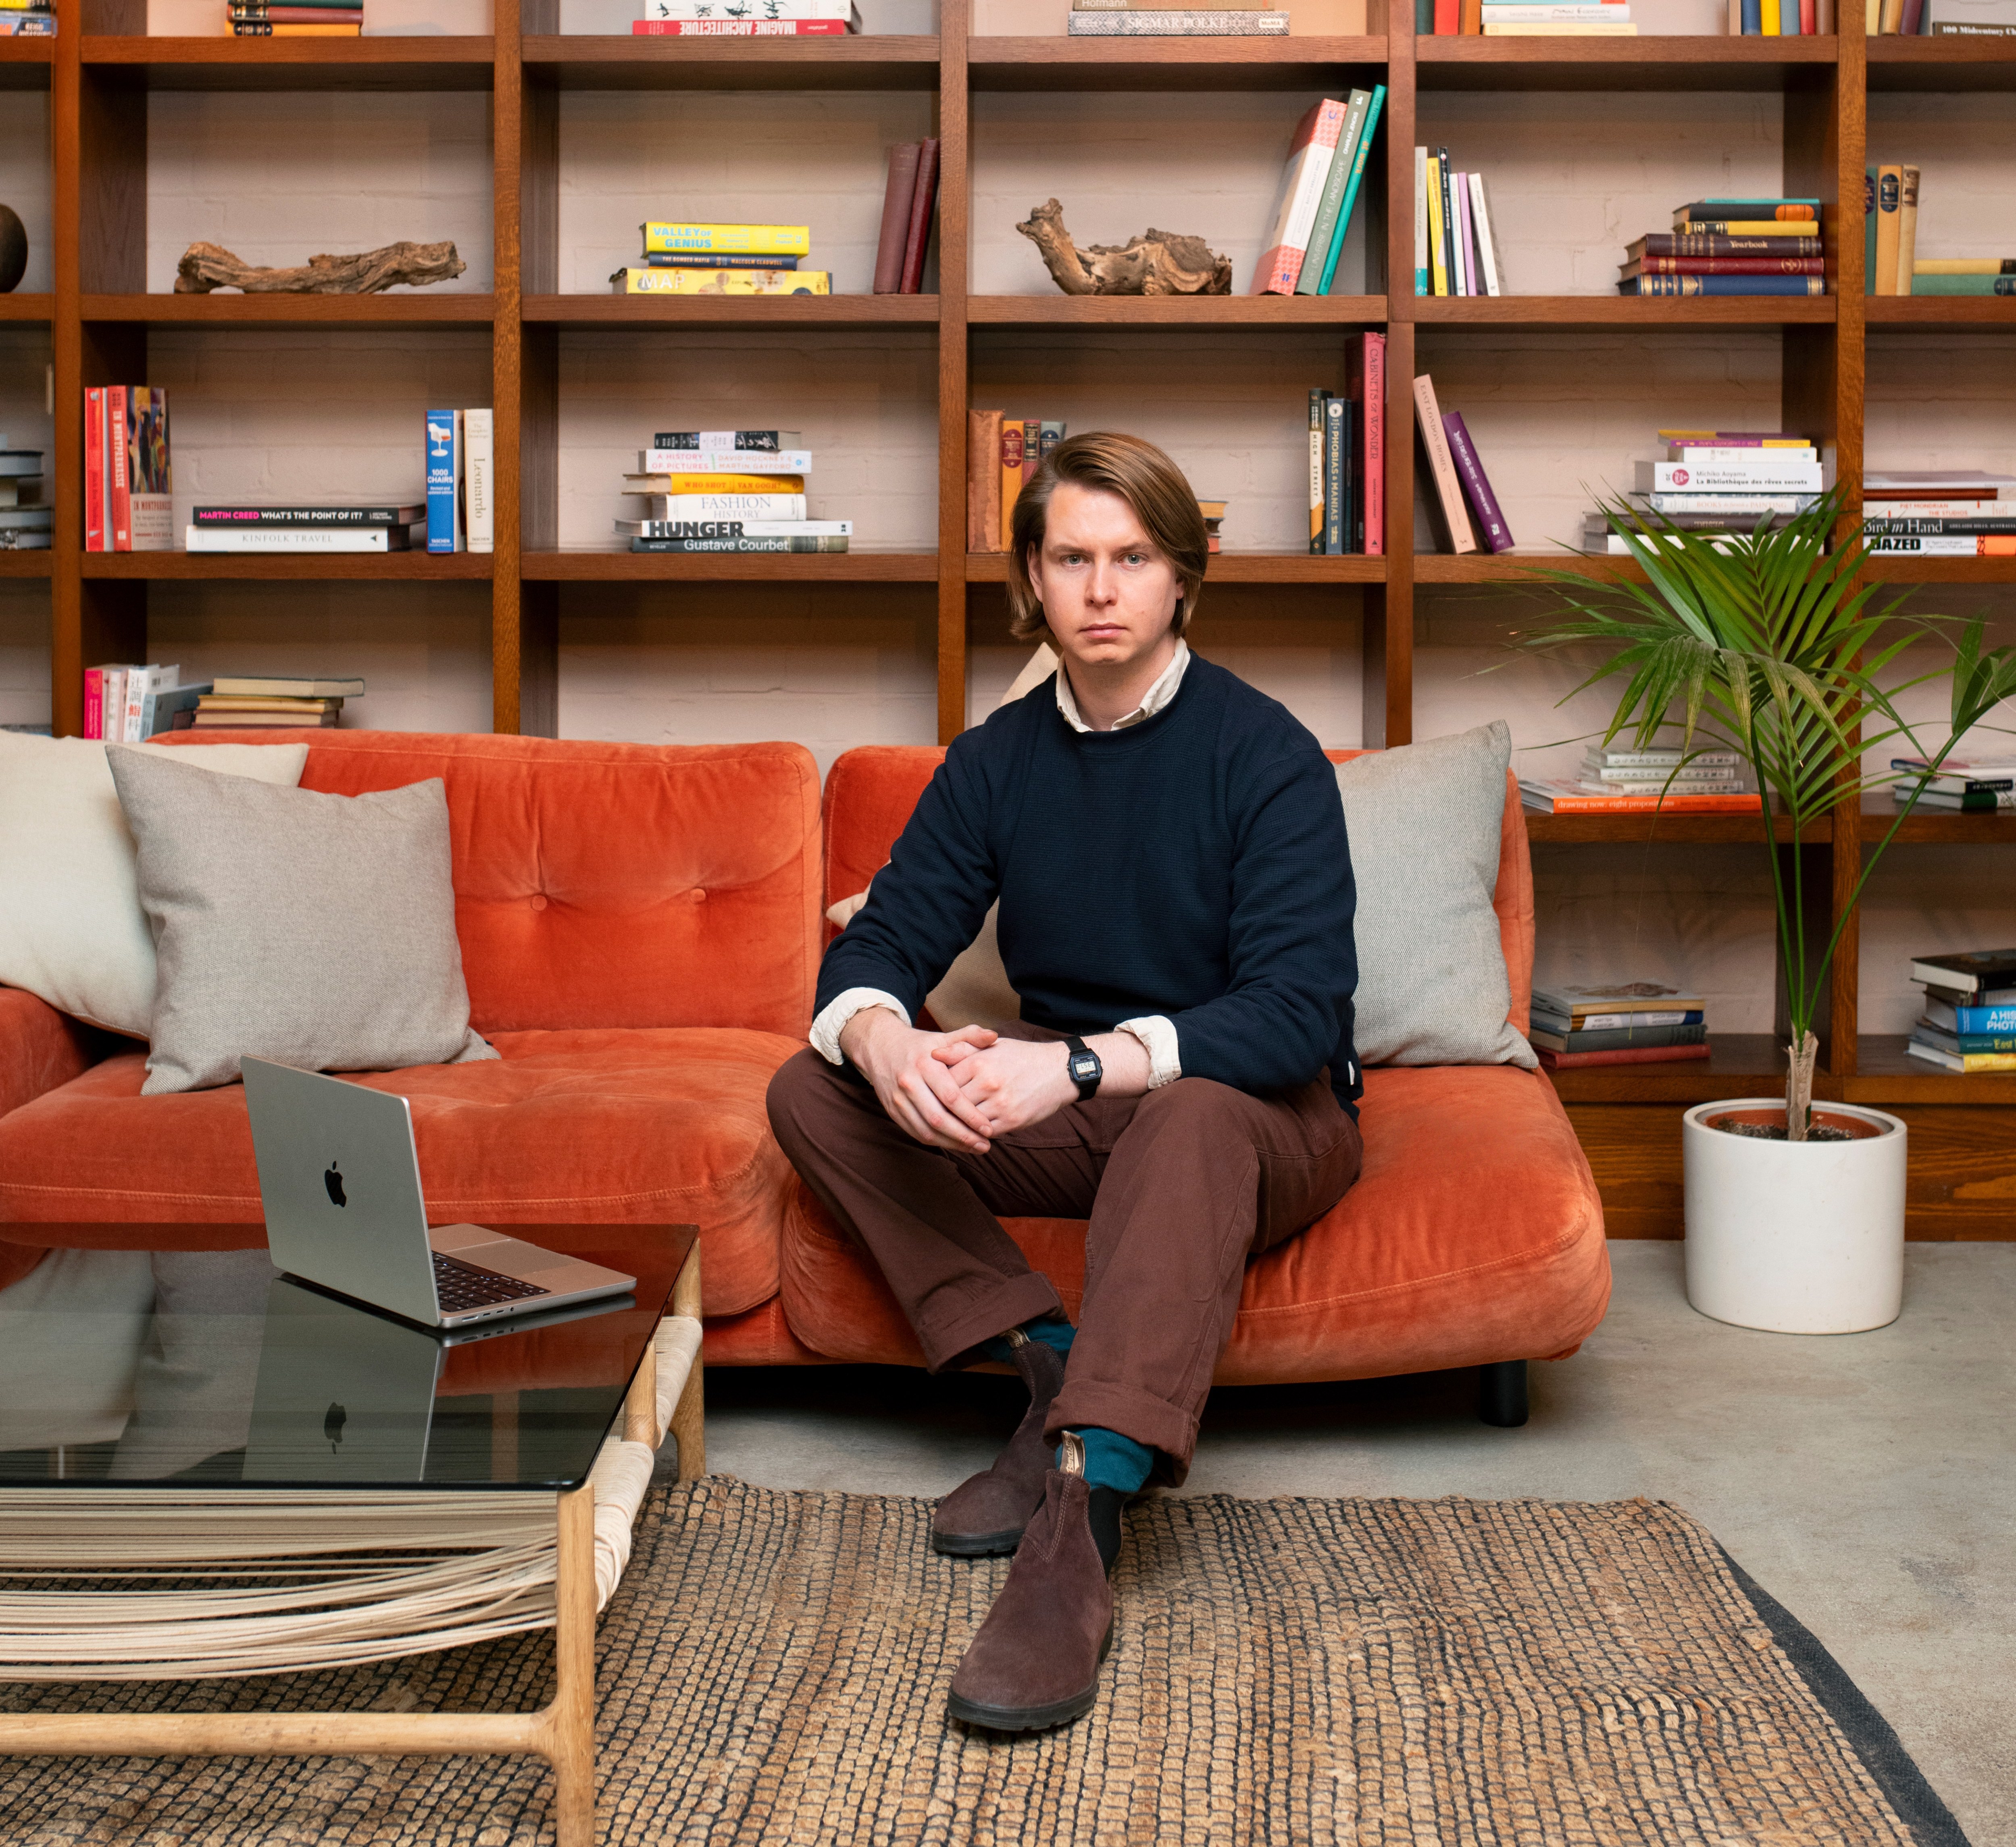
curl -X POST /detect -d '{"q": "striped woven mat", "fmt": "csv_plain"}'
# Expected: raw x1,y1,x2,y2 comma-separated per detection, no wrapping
0,1480,1960,1845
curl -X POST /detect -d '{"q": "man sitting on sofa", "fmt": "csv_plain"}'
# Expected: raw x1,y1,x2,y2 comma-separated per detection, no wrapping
766,431,1363,1734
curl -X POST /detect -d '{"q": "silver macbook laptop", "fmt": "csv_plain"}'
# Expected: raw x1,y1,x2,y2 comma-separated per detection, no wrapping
241,1057,635,1330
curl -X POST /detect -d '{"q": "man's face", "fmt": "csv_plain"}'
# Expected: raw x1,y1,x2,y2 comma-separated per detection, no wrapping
1026,482,1182,676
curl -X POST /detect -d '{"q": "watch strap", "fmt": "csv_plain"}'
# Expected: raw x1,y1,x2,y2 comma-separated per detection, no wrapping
1064,1034,1101,1103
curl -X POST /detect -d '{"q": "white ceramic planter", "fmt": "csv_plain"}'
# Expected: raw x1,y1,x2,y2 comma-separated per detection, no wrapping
1682,1099,1908,1334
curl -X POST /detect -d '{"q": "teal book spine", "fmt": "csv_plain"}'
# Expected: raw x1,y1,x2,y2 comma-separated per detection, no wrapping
1909,274,2016,295
1297,91,1370,297
1322,83,1387,296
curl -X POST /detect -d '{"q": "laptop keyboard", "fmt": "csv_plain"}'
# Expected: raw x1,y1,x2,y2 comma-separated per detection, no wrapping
433,1252,549,1314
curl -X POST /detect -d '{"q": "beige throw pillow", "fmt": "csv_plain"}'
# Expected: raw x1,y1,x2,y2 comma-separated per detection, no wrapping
107,747,498,1095
1335,720,1535,1069
0,733,309,1036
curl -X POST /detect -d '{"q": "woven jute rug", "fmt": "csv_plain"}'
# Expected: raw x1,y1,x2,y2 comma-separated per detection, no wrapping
0,1480,1964,1846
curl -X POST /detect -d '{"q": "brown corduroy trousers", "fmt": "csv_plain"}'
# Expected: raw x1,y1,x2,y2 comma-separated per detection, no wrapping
766,1023,1364,1477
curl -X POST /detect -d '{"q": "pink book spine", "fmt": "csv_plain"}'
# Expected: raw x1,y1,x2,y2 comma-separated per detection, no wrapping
84,387,103,553
1251,98,1348,295
83,667,102,740
1364,332,1385,555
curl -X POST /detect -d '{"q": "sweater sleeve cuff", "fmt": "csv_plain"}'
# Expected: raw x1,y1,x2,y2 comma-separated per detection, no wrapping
811,988,912,1065
1115,1016,1181,1090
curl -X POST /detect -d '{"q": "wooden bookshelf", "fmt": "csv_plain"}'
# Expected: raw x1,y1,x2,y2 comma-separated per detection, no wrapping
18,0,2012,1238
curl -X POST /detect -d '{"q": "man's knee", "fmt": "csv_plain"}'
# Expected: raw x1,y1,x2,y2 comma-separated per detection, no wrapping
1130,1077,1245,1137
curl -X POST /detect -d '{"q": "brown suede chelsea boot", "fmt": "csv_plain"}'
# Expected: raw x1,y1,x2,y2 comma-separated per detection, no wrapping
931,1329,1066,1558
944,1433,1114,1733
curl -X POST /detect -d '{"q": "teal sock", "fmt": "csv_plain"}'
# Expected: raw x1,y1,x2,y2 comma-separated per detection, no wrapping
982,1312,1076,1367
1062,1426,1155,1495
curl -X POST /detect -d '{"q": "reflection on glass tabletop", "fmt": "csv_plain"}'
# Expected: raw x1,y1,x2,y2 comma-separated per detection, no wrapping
0,1226,690,1492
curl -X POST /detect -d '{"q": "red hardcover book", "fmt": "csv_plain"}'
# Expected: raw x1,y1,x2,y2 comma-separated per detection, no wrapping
899,137,940,295
83,666,103,740
83,387,103,553
1433,0,1458,28
109,385,131,552
1801,0,1818,25
873,142,920,295
1345,330,1385,556
1626,257,1826,276
1536,1042,1713,1070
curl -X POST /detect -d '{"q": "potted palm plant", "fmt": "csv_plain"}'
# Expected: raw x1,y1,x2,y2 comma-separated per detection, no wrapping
1518,494,2016,1335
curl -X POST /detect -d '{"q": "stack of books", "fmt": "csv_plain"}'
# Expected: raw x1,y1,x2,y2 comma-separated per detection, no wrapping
82,666,205,742
1906,950,2016,1071
1727,0,1834,29
1253,90,1387,298
618,428,849,554
1520,746,1762,815
188,503,428,554
1198,498,1227,555
965,415,1064,553
1891,755,2016,811
1869,0,2012,33
1413,147,1506,297
1863,469,2016,557
425,408,495,554
1417,0,1633,29
0,0,56,34
873,141,941,295
1413,372,1511,556
634,0,858,31
1866,164,1920,293
1307,337,1385,555
84,388,172,553
1616,432,1826,542
611,223,828,297
0,441,48,551
1067,0,1287,35
1529,984,1710,1069
1620,200,1828,297
231,0,362,33
188,676,364,729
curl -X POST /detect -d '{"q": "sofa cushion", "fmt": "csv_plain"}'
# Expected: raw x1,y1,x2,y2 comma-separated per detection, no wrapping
0,1026,803,1319
162,732,824,1040
779,1063,1609,1385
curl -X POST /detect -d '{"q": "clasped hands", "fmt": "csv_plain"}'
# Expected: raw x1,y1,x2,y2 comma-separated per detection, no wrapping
839,1009,1147,1154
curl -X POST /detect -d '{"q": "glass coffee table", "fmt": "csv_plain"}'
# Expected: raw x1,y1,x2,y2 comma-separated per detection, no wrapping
0,1221,700,1847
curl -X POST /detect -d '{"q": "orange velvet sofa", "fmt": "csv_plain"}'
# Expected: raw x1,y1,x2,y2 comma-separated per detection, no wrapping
782,747,1612,1407
0,730,1610,1408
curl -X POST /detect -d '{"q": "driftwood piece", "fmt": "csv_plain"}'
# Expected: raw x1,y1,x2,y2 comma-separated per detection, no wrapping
174,240,467,295
1016,200,1231,297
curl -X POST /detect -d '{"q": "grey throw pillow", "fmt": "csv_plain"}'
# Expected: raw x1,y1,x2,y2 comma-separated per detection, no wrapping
107,747,499,1095
1335,720,1535,1069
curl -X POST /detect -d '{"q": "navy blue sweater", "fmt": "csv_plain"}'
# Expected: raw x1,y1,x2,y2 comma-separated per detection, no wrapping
818,656,1362,1114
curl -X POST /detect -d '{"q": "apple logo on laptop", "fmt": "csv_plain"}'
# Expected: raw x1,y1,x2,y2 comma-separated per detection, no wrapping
325,1162,347,1208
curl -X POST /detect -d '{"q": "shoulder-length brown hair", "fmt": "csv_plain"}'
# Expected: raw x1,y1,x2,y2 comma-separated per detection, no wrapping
1004,431,1209,643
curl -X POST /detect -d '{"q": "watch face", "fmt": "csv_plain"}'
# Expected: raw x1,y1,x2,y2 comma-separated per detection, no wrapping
1070,1053,1099,1082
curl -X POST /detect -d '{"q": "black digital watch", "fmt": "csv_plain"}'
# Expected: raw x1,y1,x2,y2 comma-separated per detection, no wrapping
1064,1035,1102,1102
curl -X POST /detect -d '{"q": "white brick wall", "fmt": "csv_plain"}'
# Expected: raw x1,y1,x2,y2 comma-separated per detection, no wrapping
1868,91,2016,270
0,587,50,732
149,0,490,33
0,94,52,297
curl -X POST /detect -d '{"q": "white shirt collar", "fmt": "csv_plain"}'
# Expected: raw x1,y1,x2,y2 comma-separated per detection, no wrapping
1054,639,1191,735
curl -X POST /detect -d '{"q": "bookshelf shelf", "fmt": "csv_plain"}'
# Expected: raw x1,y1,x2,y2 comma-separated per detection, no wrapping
1864,35,2016,91
521,34,942,91
966,295,1389,326
523,551,939,582
23,4,2009,1238
78,553,494,580
77,35,498,92
521,294,937,330
966,36,1389,94
1409,295,1836,325
80,293,497,329
0,36,53,87
1413,34,1837,92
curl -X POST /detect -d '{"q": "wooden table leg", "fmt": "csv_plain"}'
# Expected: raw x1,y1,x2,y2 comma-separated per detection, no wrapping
670,1244,704,1483
539,1481,598,1847
622,1340,657,1448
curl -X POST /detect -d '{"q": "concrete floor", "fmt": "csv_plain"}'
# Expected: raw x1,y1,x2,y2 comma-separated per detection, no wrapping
699,1241,2016,1847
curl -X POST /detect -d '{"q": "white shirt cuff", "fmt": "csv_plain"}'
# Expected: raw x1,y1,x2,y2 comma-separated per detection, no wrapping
1115,1016,1181,1089
810,988,912,1065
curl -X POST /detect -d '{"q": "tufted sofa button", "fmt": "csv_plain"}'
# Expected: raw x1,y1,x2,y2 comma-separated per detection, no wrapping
691,889,706,903
529,894,548,911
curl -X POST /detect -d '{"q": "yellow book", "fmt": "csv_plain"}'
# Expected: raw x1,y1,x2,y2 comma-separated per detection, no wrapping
1915,259,2016,274
622,472,807,494
1874,165,1901,295
1894,164,1919,295
1426,156,1448,297
1762,0,1779,28
1879,0,1904,26
612,268,830,296
1658,429,1810,446
639,223,811,257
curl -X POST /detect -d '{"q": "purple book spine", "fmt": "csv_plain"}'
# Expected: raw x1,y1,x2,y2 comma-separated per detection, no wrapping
1442,412,1515,553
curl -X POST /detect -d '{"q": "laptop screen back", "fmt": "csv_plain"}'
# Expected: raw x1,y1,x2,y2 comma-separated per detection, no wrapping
242,1058,441,1325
